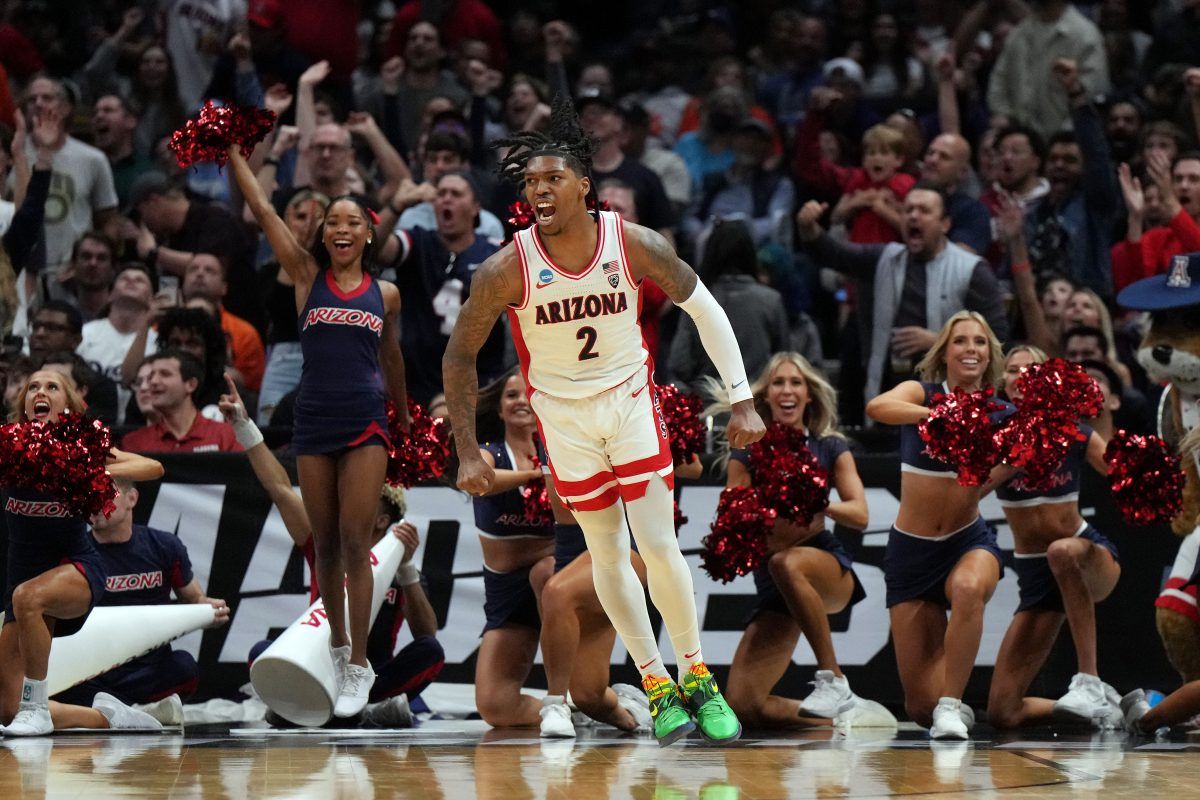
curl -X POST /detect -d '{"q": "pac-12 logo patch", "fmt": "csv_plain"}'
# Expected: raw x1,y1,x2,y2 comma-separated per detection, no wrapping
536,268,554,289
603,260,620,288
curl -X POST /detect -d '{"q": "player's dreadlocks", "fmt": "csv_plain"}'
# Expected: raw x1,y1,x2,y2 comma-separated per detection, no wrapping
495,94,597,184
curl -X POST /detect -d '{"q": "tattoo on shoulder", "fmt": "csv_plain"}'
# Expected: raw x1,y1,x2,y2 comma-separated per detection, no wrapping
630,225,696,302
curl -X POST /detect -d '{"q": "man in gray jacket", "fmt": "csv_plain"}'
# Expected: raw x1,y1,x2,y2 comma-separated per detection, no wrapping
797,184,1008,410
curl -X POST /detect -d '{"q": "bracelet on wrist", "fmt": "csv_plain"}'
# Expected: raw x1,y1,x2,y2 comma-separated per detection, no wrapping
264,157,280,167
1011,259,1032,275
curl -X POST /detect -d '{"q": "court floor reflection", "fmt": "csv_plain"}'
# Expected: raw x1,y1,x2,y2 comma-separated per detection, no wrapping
1,721,1198,799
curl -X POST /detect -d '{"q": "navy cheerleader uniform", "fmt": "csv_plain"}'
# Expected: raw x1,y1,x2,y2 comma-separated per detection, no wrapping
996,423,1119,613
2,488,107,637
292,270,391,455
883,382,1007,608
475,441,554,633
54,525,199,705
731,434,867,621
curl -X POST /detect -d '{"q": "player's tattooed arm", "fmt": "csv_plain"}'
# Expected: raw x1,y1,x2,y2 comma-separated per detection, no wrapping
443,246,523,460
623,221,698,302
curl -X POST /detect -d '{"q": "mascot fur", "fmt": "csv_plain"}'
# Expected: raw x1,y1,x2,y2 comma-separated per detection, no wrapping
1119,252,1200,684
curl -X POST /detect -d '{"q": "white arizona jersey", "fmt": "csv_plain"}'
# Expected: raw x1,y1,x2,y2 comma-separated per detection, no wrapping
507,211,647,399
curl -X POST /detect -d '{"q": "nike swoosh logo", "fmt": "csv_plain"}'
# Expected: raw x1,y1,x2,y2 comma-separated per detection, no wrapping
639,658,656,670
535,282,554,289
684,649,700,659
631,382,649,398
732,380,745,389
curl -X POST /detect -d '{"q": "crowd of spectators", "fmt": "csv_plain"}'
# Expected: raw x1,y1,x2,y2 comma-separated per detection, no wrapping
1,0,1198,450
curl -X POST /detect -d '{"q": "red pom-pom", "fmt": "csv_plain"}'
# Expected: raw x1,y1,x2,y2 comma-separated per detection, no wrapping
0,413,117,519
1104,430,1185,525
1015,359,1104,420
746,423,830,526
918,387,1005,485
386,398,451,488
168,101,277,169
504,198,615,244
506,200,535,240
994,360,1105,491
520,437,554,528
701,486,775,583
994,411,1084,491
655,384,706,467
673,500,688,534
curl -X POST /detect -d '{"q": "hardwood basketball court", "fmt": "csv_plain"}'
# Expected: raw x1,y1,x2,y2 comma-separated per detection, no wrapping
3,721,1198,798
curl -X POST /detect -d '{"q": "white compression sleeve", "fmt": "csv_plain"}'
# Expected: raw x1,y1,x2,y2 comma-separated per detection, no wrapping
677,280,754,404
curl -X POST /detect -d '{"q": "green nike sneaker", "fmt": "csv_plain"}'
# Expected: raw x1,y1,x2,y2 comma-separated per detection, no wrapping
680,663,742,744
643,675,696,747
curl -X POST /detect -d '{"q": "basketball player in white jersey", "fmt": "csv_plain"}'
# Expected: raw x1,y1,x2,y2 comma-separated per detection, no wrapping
443,104,765,746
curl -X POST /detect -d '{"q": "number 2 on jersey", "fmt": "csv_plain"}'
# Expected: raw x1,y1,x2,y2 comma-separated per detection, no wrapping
576,326,599,361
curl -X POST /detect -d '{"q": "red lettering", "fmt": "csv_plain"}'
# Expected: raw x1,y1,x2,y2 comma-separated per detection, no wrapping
300,607,329,628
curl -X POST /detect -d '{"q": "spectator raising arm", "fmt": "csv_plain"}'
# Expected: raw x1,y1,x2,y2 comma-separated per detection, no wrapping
999,191,1057,355
795,200,887,282
935,50,960,137
345,111,411,206
293,60,333,188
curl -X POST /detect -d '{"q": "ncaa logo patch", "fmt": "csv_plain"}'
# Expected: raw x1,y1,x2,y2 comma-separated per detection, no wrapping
1167,255,1192,289
539,269,554,285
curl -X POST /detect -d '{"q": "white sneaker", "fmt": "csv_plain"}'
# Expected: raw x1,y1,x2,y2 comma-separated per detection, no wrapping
800,670,856,718
133,694,184,727
930,697,969,740
330,645,351,694
1120,689,1150,734
1054,673,1112,726
93,693,164,731
612,683,653,731
2,702,53,736
362,694,414,728
333,663,375,718
540,696,576,738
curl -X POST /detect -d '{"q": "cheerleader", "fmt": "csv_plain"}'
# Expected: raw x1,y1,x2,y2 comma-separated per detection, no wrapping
716,353,873,727
470,369,555,727
985,345,1122,728
865,311,1007,739
1,369,164,735
229,146,408,717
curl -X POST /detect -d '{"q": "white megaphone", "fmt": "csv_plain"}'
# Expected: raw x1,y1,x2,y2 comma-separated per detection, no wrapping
250,527,406,726
47,604,217,695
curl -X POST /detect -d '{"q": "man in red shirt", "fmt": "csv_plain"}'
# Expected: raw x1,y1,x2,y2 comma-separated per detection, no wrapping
1112,153,1200,293
182,254,266,391
122,352,242,454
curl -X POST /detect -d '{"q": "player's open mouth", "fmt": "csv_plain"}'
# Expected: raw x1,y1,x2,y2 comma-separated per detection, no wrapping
536,201,556,224
32,399,51,419
333,239,353,252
